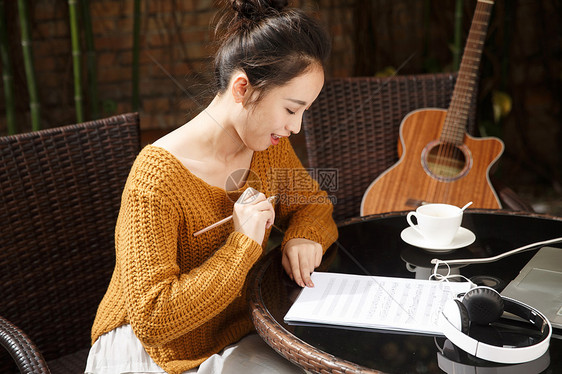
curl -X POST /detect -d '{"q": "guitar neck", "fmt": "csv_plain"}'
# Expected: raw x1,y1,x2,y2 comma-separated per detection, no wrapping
442,0,495,144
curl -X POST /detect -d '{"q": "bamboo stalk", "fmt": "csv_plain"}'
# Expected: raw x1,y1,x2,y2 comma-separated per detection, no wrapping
68,0,83,123
132,0,141,111
0,0,16,134
17,0,40,130
80,0,98,119
452,0,463,71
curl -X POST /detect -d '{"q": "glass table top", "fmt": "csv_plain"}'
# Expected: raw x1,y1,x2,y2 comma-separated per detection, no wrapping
251,210,562,373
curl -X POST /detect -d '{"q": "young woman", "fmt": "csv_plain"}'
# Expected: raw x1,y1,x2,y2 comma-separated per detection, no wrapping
85,0,337,373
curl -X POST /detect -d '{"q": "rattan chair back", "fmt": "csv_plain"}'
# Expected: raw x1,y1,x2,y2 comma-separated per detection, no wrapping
302,73,477,222
0,113,140,373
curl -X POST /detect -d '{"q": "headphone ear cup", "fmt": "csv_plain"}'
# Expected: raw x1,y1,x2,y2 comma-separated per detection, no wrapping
443,299,470,334
462,287,504,325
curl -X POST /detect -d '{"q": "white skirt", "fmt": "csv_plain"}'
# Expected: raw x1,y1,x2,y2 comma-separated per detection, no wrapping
84,324,305,374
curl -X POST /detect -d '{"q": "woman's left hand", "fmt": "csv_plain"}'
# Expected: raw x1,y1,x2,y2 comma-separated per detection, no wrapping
282,238,323,288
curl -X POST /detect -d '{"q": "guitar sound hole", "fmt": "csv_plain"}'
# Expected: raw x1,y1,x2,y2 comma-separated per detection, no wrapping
422,142,471,181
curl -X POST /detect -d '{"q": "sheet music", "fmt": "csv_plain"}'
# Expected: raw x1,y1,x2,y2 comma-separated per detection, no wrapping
284,272,472,335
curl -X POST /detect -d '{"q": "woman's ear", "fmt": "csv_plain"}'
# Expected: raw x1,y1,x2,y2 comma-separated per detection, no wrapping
231,73,250,104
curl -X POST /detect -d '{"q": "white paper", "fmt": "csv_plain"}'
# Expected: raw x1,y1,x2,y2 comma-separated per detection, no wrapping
284,272,472,335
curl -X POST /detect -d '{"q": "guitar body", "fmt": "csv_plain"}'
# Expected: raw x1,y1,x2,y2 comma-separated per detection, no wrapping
361,109,504,214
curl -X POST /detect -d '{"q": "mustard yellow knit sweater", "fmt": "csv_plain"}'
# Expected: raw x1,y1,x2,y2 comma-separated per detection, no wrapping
91,137,338,374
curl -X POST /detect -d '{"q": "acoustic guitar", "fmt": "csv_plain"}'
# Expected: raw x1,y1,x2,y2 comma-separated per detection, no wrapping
361,0,503,215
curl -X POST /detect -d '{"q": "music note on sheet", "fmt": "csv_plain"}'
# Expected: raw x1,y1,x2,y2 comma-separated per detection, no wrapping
284,272,471,335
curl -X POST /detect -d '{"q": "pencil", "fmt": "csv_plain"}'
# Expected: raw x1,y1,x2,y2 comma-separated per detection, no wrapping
193,195,277,237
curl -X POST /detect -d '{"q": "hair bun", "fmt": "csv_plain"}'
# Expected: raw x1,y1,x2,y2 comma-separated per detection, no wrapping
231,0,288,20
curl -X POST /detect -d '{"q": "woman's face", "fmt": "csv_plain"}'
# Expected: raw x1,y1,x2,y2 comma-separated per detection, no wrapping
239,64,325,151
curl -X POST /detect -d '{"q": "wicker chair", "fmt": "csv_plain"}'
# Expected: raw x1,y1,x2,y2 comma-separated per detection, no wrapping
302,73,532,223
0,113,141,373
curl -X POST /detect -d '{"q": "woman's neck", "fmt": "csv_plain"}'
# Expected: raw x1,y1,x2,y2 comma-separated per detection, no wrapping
154,94,250,165
196,96,250,163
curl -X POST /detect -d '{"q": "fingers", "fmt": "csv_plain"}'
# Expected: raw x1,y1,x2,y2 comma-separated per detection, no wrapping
291,250,314,288
315,248,322,267
300,261,315,288
282,248,306,287
246,195,275,228
282,240,322,288
288,249,309,288
233,192,275,244
265,196,276,228
281,253,293,280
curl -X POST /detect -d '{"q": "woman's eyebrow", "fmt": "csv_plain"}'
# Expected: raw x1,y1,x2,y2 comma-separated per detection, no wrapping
284,98,307,106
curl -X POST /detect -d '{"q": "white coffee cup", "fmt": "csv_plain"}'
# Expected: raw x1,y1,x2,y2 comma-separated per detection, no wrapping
406,203,463,246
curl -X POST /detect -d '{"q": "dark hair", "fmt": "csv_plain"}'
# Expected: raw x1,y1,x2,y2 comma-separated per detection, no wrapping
214,0,331,104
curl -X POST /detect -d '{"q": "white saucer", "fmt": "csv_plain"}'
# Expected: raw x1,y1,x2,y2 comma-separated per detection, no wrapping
400,226,476,252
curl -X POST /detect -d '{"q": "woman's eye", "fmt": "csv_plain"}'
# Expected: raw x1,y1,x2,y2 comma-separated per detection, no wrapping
286,108,296,115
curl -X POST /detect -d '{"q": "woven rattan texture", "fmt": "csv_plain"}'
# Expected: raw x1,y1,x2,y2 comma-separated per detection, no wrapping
249,249,383,374
0,113,140,373
0,315,49,374
302,73,477,223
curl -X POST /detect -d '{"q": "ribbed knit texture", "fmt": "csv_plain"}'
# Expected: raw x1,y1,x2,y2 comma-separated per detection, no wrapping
91,137,338,374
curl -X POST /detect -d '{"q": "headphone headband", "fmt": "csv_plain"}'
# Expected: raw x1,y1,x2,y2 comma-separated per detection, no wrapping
502,297,551,335
437,339,551,374
440,287,552,364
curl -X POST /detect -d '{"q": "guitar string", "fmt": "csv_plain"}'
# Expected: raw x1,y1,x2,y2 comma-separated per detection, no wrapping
431,3,490,204
435,6,486,202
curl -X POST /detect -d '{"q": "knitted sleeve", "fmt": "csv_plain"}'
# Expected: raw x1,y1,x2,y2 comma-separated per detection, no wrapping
271,138,338,252
117,182,262,347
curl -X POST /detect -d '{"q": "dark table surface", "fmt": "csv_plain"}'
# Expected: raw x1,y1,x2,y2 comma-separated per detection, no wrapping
249,209,562,374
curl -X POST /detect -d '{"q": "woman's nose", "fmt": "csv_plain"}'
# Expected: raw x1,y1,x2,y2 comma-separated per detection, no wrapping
287,115,302,135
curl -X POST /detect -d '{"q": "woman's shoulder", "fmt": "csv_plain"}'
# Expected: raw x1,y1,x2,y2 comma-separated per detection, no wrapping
126,145,192,194
134,145,184,175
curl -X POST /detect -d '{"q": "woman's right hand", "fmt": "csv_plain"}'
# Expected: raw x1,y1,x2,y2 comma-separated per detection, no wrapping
232,191,275,244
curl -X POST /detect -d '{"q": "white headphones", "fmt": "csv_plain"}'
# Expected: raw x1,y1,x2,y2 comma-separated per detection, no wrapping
439,286,552,364
436,338,550,373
